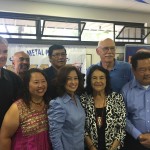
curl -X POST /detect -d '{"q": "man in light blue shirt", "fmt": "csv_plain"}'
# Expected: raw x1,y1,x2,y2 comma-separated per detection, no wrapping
87,38,133,93
122,52,150,150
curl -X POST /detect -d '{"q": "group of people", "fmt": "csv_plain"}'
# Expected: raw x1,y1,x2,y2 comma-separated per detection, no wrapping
0,36,150,150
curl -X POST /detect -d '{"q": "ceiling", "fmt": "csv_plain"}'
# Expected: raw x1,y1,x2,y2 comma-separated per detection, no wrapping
22,0,150,13
1,0,149,45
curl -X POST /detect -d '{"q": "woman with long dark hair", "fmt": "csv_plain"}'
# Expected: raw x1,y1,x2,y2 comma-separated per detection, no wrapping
80,65,126,150
48,65,85,150
0,68,52,150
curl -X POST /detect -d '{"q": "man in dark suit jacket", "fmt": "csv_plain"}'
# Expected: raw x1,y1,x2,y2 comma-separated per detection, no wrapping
0,36,23,128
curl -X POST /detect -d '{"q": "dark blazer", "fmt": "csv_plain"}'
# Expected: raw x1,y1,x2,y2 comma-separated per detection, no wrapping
43,66,57,99
0,68,23,127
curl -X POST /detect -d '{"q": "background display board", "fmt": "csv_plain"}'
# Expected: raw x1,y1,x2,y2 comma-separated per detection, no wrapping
6,44,86,74
125,44,150,62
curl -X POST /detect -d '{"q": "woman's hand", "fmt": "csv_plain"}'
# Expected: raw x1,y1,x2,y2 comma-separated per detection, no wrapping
89,145,97,150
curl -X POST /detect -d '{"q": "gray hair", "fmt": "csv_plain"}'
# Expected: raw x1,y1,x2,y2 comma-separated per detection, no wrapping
0,36,8,46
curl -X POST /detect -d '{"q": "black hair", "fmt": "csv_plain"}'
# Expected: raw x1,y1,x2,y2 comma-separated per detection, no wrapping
48,44,66,56
131,52,150,70
22,68,50,106
55,65,84,97
86,65,112,95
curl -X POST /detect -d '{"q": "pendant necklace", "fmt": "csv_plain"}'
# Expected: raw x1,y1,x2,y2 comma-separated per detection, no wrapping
95,99,106,128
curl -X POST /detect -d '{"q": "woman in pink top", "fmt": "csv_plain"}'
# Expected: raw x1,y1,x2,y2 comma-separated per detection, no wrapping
0,68,52,150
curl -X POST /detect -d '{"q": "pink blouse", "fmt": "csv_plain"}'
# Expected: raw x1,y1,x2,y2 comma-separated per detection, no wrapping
11,99,52,150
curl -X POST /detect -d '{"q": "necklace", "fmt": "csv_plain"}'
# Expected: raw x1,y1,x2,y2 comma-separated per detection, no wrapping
94,99,106,128
31,99,43,106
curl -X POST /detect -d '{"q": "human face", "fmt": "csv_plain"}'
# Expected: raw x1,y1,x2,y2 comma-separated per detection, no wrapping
133,58,150,86
29,72,47,99
13,53,30,75
65,70,79,95
0,43,8,68
96,39,115,63
91,69,106,93
49,49,67,69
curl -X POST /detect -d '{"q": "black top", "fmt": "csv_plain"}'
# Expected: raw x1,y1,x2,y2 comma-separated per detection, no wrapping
43,66,57,99
0,68,23,127
96,107,106,150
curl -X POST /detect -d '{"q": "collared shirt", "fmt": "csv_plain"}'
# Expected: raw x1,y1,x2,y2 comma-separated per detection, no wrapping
0,68,23,127
48,93,85,150
122,78,150,139
87,60,133,93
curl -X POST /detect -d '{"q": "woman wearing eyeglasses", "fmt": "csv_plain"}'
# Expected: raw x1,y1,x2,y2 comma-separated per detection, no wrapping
80,65,126,150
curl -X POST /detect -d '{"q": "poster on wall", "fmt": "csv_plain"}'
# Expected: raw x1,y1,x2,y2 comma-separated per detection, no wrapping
6,44,86,74
125,44,150,62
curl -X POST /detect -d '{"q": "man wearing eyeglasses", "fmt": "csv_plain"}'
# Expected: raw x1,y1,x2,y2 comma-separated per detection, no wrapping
0,36,23,128
87,38,133,93
43,44,67,99
12,51,30,79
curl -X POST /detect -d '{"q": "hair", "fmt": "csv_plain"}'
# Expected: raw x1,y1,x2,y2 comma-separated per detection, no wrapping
97,38,115,47
86,65,112,95
48,44,66,56
0,36,8,46
55,64,84,97
131,52,150,70
13,51,29,57
22,68,50,106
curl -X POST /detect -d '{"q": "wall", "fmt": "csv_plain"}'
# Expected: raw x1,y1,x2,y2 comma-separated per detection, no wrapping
0,0,150,23
0,0,149,67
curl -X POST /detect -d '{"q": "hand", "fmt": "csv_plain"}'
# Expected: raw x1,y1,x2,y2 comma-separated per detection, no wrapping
109,147,117,150
138,133,150,148
90,146,97,150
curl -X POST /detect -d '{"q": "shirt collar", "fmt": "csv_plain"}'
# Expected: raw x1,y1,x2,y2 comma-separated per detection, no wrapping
62,93,78,103
0,68,9,80
130,78,150,90
99,59,118,71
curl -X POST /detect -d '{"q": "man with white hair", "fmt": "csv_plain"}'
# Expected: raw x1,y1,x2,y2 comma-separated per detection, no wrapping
0,36,23,128
87,38,133,93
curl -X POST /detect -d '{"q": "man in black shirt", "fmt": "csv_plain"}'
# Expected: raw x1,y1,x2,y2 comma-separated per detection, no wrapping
43,44,67,99
0,36,23,127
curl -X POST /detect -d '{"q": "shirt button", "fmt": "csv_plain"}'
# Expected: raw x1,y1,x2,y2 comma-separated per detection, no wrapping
147,110,149,112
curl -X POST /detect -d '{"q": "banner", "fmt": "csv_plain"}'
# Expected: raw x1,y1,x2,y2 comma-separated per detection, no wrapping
6,44,86,74
125,44,150,62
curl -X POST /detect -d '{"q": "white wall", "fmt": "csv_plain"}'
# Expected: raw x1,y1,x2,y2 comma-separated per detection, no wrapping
0,0,149,67
0,0,150,23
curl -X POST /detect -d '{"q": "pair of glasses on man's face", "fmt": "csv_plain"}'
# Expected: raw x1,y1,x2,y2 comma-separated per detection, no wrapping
98,46,116,53
52,53,67,58
19,57,30,62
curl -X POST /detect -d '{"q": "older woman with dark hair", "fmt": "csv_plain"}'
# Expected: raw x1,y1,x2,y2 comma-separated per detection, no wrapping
0,68,52,150
48,64,85,150
80,65,126,150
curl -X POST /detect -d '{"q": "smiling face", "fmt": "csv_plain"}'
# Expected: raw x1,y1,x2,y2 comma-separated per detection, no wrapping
49,49,67,70
96,38,115,64
0,43,8,68
29,72,47,99
65,70,79,95
133,58,150,86
13,52,30,75
91,69,106,93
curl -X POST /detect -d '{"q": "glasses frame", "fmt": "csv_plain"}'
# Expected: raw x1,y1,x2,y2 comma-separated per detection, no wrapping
51,52,67,58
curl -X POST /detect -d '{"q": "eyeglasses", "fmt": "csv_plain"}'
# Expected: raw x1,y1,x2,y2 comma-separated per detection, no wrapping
19,57,30,62
52,53,67,58
99,46,116,53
